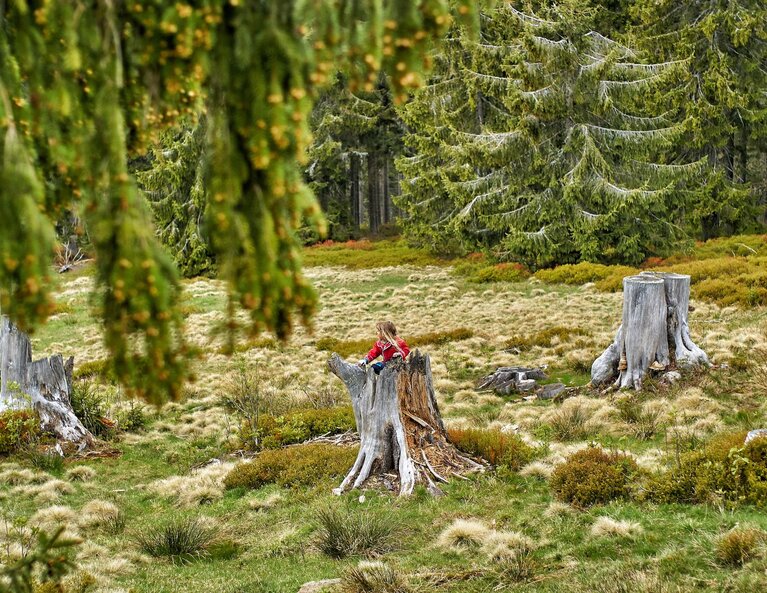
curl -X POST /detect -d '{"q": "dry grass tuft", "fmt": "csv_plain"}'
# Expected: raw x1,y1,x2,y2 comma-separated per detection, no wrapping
341,560,410,593
248,492,283,512
715,527,766,566
590,517,644,538
79,500,122,531
481,530,536,562
519,461,554,480
29,505,78,532
543,502,575,518
66,465,97,482
150,461,235,508
436,519,491,552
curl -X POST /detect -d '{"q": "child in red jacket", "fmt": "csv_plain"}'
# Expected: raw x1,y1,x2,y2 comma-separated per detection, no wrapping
358,320,410,375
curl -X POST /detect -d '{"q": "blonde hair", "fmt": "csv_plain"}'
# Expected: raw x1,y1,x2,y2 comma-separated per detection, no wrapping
376,321,404,356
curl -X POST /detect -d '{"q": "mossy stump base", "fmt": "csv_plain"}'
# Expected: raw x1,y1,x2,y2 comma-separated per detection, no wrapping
328,351,479,496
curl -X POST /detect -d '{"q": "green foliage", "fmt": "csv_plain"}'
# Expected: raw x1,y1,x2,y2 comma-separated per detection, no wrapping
0,410,40,455
247,407,356,451
715,527,766,567
223,444,358,490
505,327,587,353
135,516,218,563
447,427,535,471
466,263,530,283
69,382,113,438
550,447,640,507
0,527,78,593
643,432,767,506
315,508,398,559
24,449,64,476
316,328,474,358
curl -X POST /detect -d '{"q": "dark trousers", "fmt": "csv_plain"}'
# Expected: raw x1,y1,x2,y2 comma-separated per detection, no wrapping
371,361,385,375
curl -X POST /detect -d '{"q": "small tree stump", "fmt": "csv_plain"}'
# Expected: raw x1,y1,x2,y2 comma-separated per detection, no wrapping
0,316,93,446
591,273,709,390
328,351,479,496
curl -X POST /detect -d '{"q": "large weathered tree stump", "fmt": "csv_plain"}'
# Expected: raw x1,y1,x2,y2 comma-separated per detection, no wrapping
328,351,480,496
0,316,92,446
591,273,709,390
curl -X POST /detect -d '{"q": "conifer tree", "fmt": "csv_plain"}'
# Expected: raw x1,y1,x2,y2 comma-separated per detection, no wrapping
136,120,214,278
398,0,703,266
0,1,477,403
630,0,767,238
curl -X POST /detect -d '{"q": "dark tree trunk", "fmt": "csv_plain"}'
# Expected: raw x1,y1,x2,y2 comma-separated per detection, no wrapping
382,156,391,225
328,351,480,496
0,316,93,446
591,273,709,390
350,152,361,230
367,152,381,234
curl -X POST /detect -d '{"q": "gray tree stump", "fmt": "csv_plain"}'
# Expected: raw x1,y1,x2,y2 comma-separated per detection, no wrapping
0,316,92,446
328,351,479,496
591,273,709,390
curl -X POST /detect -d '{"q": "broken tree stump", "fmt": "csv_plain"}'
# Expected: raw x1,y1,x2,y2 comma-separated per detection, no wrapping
328,351,480,496
0,316,93,446
475,366,548,395
591,273,709,390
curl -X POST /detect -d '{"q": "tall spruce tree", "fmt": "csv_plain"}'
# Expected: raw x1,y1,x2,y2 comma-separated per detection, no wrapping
630,0,767,238
136,120,214,278
0,1,478,403
398,0,706,266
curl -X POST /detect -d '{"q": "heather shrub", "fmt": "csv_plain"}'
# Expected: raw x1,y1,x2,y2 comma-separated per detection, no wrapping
247,406,356,450
447,427,535,471
223,444,358,489
117,401,148,432
550,447,639,507
535,262,637,285
315,508,398,559
643,431,767,506
0,409,40,454
469,262,530,283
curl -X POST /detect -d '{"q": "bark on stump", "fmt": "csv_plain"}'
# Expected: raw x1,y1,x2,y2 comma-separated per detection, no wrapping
591,273,710,390
0,316,93,446
328,351,480,496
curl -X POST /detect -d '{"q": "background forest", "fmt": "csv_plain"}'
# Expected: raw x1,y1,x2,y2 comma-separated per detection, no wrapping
138,0,767,269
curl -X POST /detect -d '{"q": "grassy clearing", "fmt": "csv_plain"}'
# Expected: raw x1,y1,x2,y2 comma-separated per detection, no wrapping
3,238,767,592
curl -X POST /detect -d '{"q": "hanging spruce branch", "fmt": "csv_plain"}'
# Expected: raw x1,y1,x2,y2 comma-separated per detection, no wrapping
0,0,479,404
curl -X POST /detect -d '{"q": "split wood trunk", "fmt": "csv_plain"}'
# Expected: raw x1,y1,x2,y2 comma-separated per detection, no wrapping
0,316,92,446
591,273,709,390
328,351,480,496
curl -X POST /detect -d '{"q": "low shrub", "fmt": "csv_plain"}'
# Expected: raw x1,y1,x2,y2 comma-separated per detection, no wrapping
0,410,40,454
135,516,218,562
535,262,638,285
550,447,639,507
117,402,148,432
643,431,767,506
223,444,359,490
504,326,587,352
72,359,114,382
469,263,530,283
69,382,114,438
447,428,535,471
316,328,474,358
245,406,356,450
715,527,765,566
315,508,398,559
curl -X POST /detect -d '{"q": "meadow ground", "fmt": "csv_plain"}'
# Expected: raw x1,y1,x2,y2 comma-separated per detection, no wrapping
2,239,767,592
